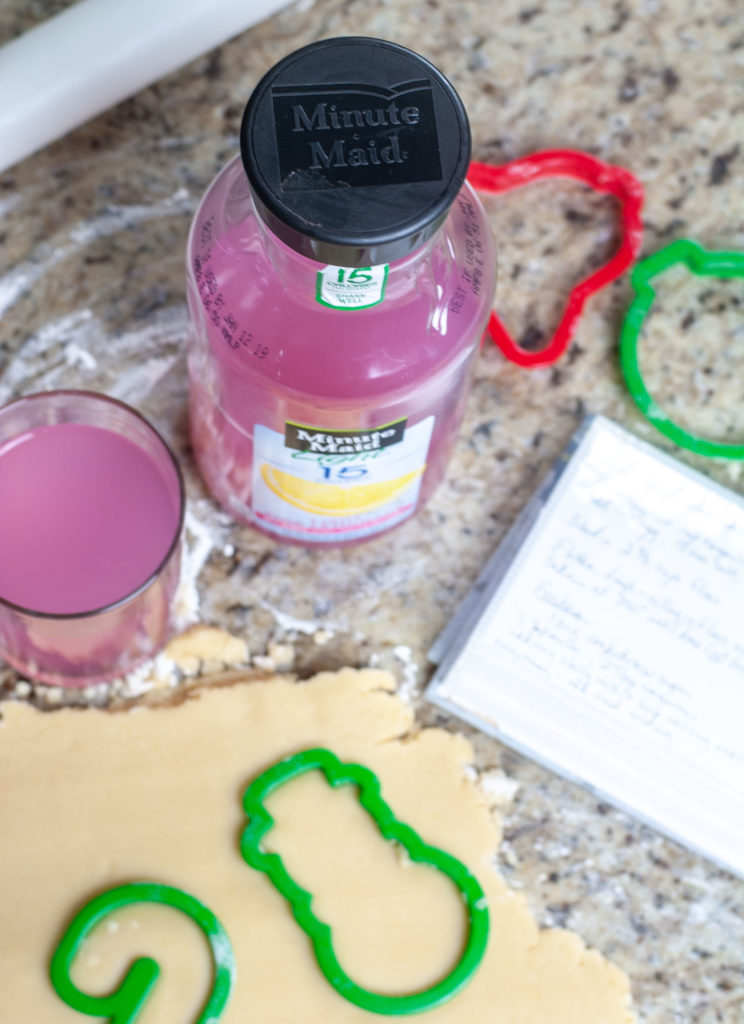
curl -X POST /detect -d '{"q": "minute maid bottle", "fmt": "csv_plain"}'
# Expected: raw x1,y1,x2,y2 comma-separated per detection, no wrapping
186,37,496,546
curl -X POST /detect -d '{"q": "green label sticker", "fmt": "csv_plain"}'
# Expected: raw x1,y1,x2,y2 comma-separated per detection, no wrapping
241,747,490,1015
49,882,236,1024
620,239,744,458
316,264,389,309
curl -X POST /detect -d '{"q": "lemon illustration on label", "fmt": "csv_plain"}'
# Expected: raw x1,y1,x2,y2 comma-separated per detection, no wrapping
260,464,423,516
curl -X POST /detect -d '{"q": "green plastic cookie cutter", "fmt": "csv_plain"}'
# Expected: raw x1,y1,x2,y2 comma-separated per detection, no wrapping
241,747,490,1016
49,882,236,1024
620,238,744,457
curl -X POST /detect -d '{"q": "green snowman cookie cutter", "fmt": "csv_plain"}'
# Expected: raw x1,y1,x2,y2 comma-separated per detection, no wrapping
49,882,236,1023
620,238,744,457
241,747,490,1015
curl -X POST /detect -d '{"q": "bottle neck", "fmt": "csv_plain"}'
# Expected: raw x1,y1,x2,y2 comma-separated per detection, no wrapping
254,197,447,302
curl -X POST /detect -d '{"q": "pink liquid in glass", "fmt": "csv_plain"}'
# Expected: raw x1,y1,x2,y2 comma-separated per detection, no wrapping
187,158,496,546
0,423,181,615
0,392,183,687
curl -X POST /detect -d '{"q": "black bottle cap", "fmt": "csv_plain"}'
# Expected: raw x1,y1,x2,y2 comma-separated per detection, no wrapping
240,37,471,267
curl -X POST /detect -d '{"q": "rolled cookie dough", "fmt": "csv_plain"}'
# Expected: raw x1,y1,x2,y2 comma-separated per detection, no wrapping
0,668,635,1022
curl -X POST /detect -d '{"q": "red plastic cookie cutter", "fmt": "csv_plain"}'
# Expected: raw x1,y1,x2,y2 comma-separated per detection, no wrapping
468,150,645,368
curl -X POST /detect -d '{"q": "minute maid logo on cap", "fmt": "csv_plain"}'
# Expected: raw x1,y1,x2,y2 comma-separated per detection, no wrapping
241,38,471,265
271,81,443,190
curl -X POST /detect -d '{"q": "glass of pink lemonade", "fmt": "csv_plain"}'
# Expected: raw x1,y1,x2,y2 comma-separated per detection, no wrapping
0,391,184,687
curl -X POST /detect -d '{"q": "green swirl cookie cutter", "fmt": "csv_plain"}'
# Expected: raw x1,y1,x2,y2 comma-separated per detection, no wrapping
241,747,490,1015
49,882,236,1023
620,238,744,457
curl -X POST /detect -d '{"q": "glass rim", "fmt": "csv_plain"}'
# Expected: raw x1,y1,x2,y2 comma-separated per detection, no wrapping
0,389,186,622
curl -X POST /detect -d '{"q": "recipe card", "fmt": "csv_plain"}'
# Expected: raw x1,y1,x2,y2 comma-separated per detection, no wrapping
428,416,744,879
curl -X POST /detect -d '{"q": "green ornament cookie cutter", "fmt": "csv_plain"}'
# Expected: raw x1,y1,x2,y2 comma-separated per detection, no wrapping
620,238,744,457
241,747,490,1016
49,882,236,1024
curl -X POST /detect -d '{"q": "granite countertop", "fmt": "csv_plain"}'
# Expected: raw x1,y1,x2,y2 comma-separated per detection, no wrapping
1,1,743,1020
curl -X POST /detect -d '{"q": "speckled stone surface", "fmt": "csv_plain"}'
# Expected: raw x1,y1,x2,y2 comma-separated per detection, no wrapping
1,1,743,1021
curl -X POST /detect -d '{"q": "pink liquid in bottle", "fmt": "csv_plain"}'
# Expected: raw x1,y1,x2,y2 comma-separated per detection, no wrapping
0,423,180,614
187,38,496,546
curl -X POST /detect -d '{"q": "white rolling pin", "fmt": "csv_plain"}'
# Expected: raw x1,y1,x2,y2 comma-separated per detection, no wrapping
0,0,295,173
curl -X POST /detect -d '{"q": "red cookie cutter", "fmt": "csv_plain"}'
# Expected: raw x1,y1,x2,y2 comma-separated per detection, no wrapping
468,150,645,368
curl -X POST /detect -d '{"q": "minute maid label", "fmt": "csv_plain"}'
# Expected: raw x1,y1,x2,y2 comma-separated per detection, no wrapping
251,417,434,543
270,79,443,191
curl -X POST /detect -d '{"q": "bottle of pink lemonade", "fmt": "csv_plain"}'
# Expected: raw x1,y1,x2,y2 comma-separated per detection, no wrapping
186,37,495,546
